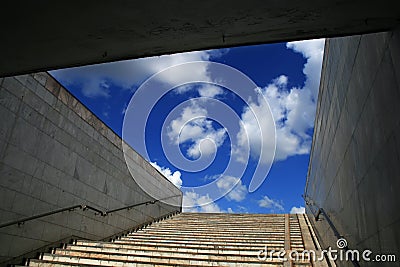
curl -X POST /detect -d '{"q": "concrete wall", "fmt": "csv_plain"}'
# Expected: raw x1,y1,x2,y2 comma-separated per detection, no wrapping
305,29,400,266
0,73,182,265
1,1,399,77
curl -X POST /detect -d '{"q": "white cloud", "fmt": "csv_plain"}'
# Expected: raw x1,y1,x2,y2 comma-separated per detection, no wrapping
182,191,222,213
258,196,284,212
150,162,182,189
286,39,325,99
290,206,306,214
81,79,111,98
167,101,226,159
235,39,325,163
234,88,276,164
50,50,211,98
275,75,288,86
149,163,224,213
215,175,247,202
236,206,248,213
198,84,223,98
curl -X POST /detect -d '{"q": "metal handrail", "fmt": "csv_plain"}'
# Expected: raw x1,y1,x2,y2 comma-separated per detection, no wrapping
105,200,156,214
0,194,181,229
106,195,181,215
303,195,342,236
0,204,83,229
302,195,360,267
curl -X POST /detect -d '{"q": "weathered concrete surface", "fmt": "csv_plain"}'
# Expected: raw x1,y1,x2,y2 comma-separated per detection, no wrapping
0,73,182,265
23,213,330,266
1,1,399,77
305,29,400,266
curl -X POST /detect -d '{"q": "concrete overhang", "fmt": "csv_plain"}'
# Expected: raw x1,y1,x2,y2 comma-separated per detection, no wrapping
1,1,399,77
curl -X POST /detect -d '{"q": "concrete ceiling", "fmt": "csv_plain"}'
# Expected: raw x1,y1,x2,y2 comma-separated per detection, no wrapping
1,1,399,77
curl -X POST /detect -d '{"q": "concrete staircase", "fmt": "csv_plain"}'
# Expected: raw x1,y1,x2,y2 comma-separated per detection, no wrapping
21,213,329,266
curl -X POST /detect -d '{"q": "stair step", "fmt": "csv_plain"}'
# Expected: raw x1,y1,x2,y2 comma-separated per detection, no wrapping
38,252,306,266
20,213,327,267
28,258,206,267
75,240,284,252
118,236,284,243
136,230,287,236
113,238,285,248
52,247,292,263
127,233,304,243
27,259,93,267
113,237,305,248
28,258,311,267
64,244,307,258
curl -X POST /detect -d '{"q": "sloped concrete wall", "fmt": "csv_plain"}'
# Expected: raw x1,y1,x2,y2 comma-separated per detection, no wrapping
305,29,400,266
0,73,182,265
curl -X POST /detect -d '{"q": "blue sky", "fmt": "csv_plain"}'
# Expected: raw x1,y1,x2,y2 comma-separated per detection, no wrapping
50,39,324,214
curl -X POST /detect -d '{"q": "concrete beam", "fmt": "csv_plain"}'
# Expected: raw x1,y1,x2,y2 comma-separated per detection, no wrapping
1,1,399,77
